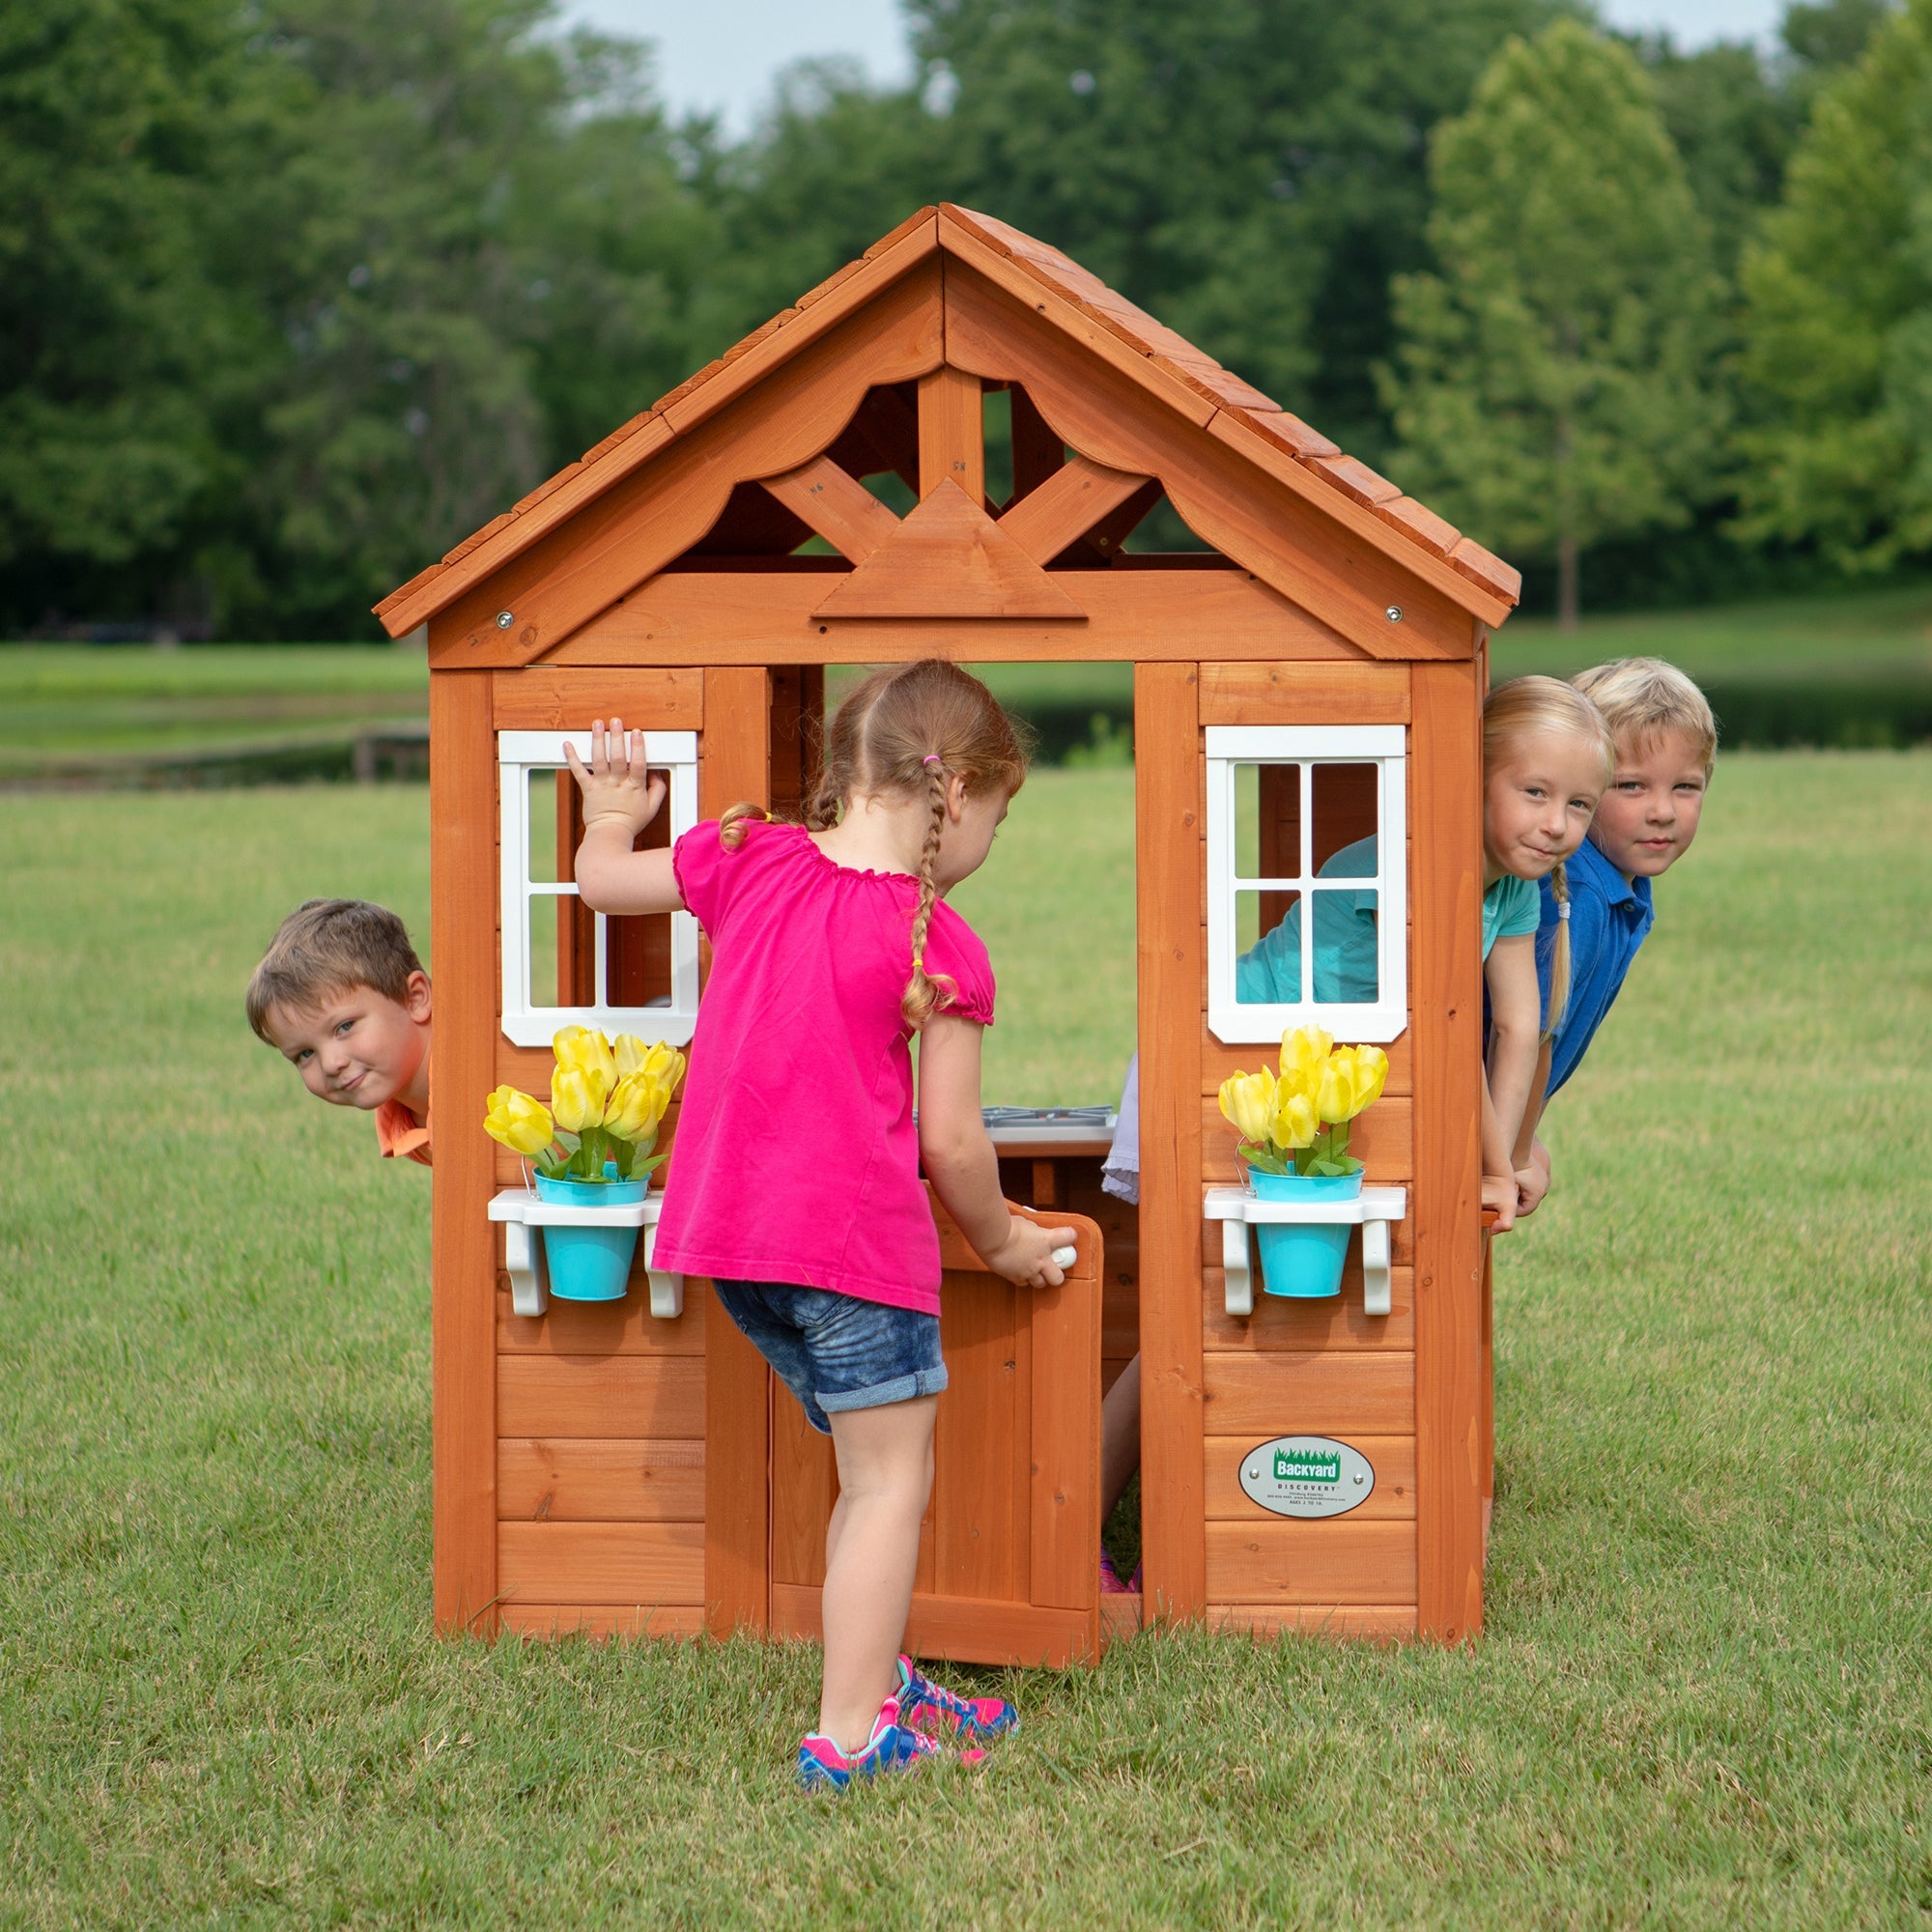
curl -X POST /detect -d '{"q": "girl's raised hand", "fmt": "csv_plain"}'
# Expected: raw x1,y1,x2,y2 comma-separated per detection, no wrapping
563,718,666,838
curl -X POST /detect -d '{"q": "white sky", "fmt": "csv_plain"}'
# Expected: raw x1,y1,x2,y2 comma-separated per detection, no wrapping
557,0,1788,134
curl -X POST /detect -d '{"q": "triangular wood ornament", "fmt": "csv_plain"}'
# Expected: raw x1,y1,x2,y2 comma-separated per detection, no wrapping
812,478,1086,620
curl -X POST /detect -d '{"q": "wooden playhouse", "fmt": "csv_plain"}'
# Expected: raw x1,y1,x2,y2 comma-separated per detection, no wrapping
375,206,1520,1658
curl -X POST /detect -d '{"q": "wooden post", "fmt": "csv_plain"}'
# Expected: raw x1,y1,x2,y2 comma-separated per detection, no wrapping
1135,662,1206,1620
701,667,776,1634
918,365,984,505
1410,659,1487,1642
429,665,499,1634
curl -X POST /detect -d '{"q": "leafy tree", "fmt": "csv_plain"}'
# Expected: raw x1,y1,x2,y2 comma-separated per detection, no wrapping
1381,20,1726,626
1735,0,1932,569
0,0,248,599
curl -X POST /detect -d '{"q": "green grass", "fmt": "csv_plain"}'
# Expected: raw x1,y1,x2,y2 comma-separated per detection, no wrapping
4,758,1931,1926
1491,579,1932,685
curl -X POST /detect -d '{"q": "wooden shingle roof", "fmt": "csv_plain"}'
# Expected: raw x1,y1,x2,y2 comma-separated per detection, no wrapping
375,205,1518,638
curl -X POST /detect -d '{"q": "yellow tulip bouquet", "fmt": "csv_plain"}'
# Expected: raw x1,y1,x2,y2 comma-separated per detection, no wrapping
484,1026,687,1185
1218,1025,1389,1179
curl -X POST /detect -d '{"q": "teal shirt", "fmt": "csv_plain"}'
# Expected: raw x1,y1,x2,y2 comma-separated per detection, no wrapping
1236,836,1380,1004
1482,873,1540,959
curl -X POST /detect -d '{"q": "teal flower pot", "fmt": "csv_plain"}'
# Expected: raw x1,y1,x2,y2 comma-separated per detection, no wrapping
1245,1164,1364,1299
534,1170,646,1302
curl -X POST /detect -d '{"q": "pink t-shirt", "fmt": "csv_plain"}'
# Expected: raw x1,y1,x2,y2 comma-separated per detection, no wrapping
651,818,995,1315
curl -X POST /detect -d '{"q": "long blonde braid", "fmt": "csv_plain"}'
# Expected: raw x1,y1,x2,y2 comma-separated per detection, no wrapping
903,753,954,1030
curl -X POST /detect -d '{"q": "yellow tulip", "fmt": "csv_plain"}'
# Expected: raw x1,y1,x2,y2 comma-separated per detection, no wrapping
1218,1068,1276,1145
605,1069,673,1143
1279,1025,1334,1088
1273,1082,1320,1150
1314,1056,1356,1124
484,1086,554,1157
1345,1044,1389,1115
551,1065,607,1135
554,1025,618,1090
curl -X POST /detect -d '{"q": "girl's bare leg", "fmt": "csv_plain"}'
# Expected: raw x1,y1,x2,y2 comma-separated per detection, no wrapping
819,1396,937,1750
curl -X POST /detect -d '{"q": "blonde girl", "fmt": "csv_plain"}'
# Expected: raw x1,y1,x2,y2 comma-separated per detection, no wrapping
565,660,1072,1790
1481,676,1615,1230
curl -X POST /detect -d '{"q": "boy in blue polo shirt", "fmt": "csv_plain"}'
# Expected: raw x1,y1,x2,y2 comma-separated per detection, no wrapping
1513,658,1716,1211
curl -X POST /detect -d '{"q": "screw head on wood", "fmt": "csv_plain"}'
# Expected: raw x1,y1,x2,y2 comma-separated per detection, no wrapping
496,610,514,630
1384,605,1403,623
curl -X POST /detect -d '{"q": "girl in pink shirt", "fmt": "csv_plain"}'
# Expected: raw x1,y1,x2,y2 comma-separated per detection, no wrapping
567,660,1073,1790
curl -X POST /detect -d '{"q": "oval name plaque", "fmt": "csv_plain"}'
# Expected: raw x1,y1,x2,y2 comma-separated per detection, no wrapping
1238,1435,1376,1520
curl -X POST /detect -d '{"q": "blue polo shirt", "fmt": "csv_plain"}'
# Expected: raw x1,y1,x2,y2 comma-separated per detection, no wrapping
1537,835,1655,1098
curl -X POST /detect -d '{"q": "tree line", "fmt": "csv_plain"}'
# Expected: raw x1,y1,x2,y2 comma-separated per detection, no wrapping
0,0,1918,637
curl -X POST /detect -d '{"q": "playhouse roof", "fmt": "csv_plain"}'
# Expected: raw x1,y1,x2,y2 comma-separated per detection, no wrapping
374,205,1520,640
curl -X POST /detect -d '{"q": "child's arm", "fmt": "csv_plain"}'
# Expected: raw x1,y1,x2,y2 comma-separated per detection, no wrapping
1482,932,1541,1232
917,1015,1076,1287
1511,1037,1554,1215
563,721,685,916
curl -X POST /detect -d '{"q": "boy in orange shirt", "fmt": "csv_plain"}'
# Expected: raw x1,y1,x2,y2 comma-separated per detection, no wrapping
246,899,434,1165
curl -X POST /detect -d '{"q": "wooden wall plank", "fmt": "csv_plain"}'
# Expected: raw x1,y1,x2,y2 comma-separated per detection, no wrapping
1409,660,1488,1645
1204,1435,1416,1519
429,666,499,1634
497,1356,705,1437
1208,1604,1417,1640
1199,661,1410,724
1202,1267,1415,1351
547,569,1360,667
495,1285,704,1356
1205,1520,1416,1604
501,1604,705,1640
497,1438,706,1521
1135,662,1207,1621
1201,1352,1415,1435
698,668,777,1635
1200,1094,1412,1183
919,365,984,503
490,668,702,731
769,1391,838,1590
498,1520,704,1602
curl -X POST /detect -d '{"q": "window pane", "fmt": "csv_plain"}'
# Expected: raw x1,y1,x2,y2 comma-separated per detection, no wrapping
1311,888,1379,1003
526,768,574,885
527,896,571,1009
1234,889,1303,1003
605,912,674,1009
1310,762,1378,876
1233,761,1261,876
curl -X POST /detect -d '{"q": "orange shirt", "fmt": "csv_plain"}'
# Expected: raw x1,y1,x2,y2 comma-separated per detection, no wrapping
375,1057,432,1166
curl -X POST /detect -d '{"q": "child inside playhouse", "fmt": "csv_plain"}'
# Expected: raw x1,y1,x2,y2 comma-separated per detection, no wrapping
564,659,1072,1790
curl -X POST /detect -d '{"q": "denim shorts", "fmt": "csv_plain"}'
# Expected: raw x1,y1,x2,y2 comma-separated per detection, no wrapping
712,1280,948,1435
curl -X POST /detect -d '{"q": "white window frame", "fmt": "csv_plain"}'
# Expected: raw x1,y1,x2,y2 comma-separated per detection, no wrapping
1205,724,1407,1045
497,729,700,1049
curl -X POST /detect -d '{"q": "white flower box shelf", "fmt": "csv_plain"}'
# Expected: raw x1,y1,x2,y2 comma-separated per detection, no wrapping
488,1187,683,1320
1203,1184,1407,1320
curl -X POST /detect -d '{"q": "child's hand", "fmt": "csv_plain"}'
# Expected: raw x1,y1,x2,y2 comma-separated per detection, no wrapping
983,1214,1078,1288
1515,1140,1552,1217
563,719,666,840
1482,1173,1518,1235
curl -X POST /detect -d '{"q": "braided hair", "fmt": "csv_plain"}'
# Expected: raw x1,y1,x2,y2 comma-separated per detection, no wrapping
720,659,1030,1029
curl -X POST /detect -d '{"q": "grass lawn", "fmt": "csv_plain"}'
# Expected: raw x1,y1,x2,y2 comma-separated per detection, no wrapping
3,754,1929,1926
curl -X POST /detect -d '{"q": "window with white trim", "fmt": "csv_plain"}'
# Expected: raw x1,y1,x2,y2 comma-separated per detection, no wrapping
1205,724,1407,1044
497,729,701,1048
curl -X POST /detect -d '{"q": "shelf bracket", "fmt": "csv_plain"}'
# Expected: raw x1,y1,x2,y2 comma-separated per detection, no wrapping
1361,1216,1391,1318
642,1220,684,1321
1221,1216,1254,1320
502,1218,549,1319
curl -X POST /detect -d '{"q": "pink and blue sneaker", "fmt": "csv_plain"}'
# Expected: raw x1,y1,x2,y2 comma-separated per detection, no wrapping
895,1654,1020,1744
797,1694,948,1792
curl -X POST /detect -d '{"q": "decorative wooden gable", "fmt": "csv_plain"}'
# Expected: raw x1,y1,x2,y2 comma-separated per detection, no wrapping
375,206,1520,663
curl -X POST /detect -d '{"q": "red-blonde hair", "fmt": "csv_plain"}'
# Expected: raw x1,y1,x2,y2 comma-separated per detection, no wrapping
719,660,1031,1028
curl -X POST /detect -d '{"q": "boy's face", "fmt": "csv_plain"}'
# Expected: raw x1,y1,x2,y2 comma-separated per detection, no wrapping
1589,728,1710,879
264,974,432,1111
